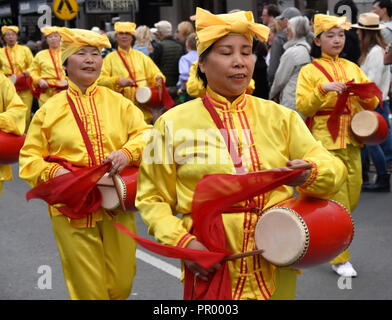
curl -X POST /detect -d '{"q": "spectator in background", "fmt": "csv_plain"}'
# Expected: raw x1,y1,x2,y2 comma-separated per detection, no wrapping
175,21,195,48
261,4,280,26
177,33,198,103
270,16,311,115
334,0,361,64
252,39,269,99
150,20,185,99
133,25,153,56
372,0,392,43
267,7,302,86
352,12,392,192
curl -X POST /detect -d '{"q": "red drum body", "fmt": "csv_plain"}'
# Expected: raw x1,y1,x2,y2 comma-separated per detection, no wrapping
11,74,33,91
351,110,388,145
0,131,26,164
97,167,138,211
255,197,354,268
135,86,161,108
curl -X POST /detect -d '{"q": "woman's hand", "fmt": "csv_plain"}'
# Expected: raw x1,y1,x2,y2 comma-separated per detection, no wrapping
54,167,71,177
284,159,312,187
322,82,347,94
184,239,221,282
118,78,135,87
155,76,163,87
104,150,129,177
38,79,49,89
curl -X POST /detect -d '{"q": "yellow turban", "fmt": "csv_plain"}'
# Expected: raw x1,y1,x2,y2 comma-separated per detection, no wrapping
195,7,270,55
41,26,62,37
114,22,137,34
1,26,19,35
58,28,111,64
313,14,351,38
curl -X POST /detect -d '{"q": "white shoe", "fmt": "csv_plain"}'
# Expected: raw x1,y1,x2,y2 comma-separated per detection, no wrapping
331,261,358,277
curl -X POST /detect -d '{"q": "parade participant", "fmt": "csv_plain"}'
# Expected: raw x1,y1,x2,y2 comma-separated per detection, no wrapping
99,22,165,123
0,73,27,195
29,26,67,107
296,14,380,277
19,28,151,300
0,26,34,128
352,12,392,191
136,8,347,300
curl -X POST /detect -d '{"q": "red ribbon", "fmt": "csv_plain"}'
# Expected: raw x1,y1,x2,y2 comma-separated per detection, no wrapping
327,81,383,141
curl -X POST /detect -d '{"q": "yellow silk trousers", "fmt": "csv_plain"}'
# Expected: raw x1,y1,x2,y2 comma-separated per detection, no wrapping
51,211,137,300
268,268,297,300
328,144,361,264
17,89,33,129
0,181,3,195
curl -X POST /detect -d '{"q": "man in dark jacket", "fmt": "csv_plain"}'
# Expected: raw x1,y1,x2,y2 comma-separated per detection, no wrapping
150,20,185,100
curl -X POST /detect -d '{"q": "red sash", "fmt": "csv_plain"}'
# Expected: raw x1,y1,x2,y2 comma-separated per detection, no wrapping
309,61,382,141
117,50,137,85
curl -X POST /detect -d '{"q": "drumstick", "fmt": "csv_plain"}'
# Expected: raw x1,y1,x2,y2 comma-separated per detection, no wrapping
223,249,264,261
134,78,147,83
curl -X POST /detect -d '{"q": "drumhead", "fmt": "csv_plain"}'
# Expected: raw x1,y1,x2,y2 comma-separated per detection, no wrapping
351,111,377,137
97,173,125,210
255,207,309,267
136,87,152,104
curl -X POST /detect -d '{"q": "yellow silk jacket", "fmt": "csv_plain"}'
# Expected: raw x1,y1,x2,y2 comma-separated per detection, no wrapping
0,73,27,185
19,79,152,227
296,53,379,150
136,87,347,299
186,60,255,98
99,47,164,102
0,44,33,76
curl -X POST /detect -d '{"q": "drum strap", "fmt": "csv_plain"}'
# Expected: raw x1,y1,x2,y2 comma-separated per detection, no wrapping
309,61,383,141
49,49,62,81
116,50,137,85
5,47,15,75
66,94,97,166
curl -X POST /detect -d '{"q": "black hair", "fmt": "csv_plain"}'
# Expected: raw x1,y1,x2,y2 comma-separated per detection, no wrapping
196,44,213,88
265,4,281,18
373,0,392,18
334,0,358,24
310,35,322,58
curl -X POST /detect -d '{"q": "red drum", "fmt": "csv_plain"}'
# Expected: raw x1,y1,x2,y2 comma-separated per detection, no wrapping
0,131,26,164
254,197,354,268
10,74,33,91
97,167,138,211
135,86,161,108
351,110,388,145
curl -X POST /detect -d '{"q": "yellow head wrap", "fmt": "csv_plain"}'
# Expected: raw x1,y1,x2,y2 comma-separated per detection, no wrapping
195,7,270,55
114,22,137,34
313,14,351,38
1,26,19,35
58,28,111,64
41,26,62,37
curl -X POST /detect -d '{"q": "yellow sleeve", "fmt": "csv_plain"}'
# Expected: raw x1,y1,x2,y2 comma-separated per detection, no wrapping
19,108,63,187
296,64,327,117
28,52,42,86
136,51,165,86
285,110,347,197
23,46,34,70
136,117,195,246
120,99,153,166
0,75,27,134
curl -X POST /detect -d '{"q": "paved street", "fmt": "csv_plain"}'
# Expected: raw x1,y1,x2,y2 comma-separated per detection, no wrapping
1,164,391,300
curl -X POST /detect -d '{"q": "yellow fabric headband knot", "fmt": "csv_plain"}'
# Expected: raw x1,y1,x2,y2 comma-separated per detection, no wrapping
195,7,270,55
114,22,137,34
58,27,111,64
1,26,19,35
41,26,61,37
313,14,351,37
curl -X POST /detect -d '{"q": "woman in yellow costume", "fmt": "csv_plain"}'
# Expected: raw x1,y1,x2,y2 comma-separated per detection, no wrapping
19,28,151,300
0,26,34,128
0,73,27,195
136,8,347,300
99,22,164,123
29,26,67,107
296,14,379,277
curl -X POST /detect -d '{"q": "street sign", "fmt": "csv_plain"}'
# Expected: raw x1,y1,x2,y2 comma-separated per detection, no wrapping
53,0,78,20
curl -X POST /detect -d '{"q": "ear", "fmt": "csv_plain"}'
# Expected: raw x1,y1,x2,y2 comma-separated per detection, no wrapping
313,37,321,47
198,59,206,73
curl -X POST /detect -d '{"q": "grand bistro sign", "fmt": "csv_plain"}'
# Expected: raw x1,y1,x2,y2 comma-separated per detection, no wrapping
85,0,138,13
